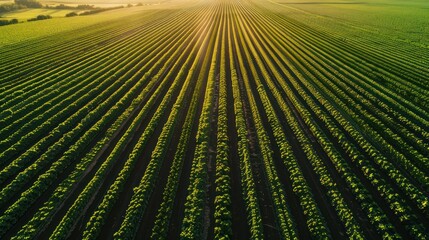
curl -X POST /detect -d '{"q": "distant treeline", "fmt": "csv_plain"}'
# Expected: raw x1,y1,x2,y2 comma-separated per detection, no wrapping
27,14,51,21
0,4,25,14
47,4,96,10
15,0,42,8
66,6,124,17
0,18,18,26
0,0,41,14
1,1,93,14
80,6,124,15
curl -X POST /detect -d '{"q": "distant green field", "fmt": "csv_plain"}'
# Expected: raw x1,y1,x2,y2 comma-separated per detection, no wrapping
0,0,169,24
0,8,74,21
0,6,164,46
42,0,164,4
270,0,429,47
0,0,166,6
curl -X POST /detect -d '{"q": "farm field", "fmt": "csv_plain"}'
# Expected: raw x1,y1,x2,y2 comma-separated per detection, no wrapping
0,8,75,20
0,0,428,239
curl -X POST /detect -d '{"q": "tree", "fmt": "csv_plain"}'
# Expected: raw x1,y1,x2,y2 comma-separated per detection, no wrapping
15,0,42,8
65,12,78,17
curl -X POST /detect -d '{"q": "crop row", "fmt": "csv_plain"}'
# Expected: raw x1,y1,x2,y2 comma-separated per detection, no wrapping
7,8,206,238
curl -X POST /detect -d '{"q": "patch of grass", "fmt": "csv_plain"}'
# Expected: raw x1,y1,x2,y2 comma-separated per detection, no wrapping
1,8,75,21
0,7,146,46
